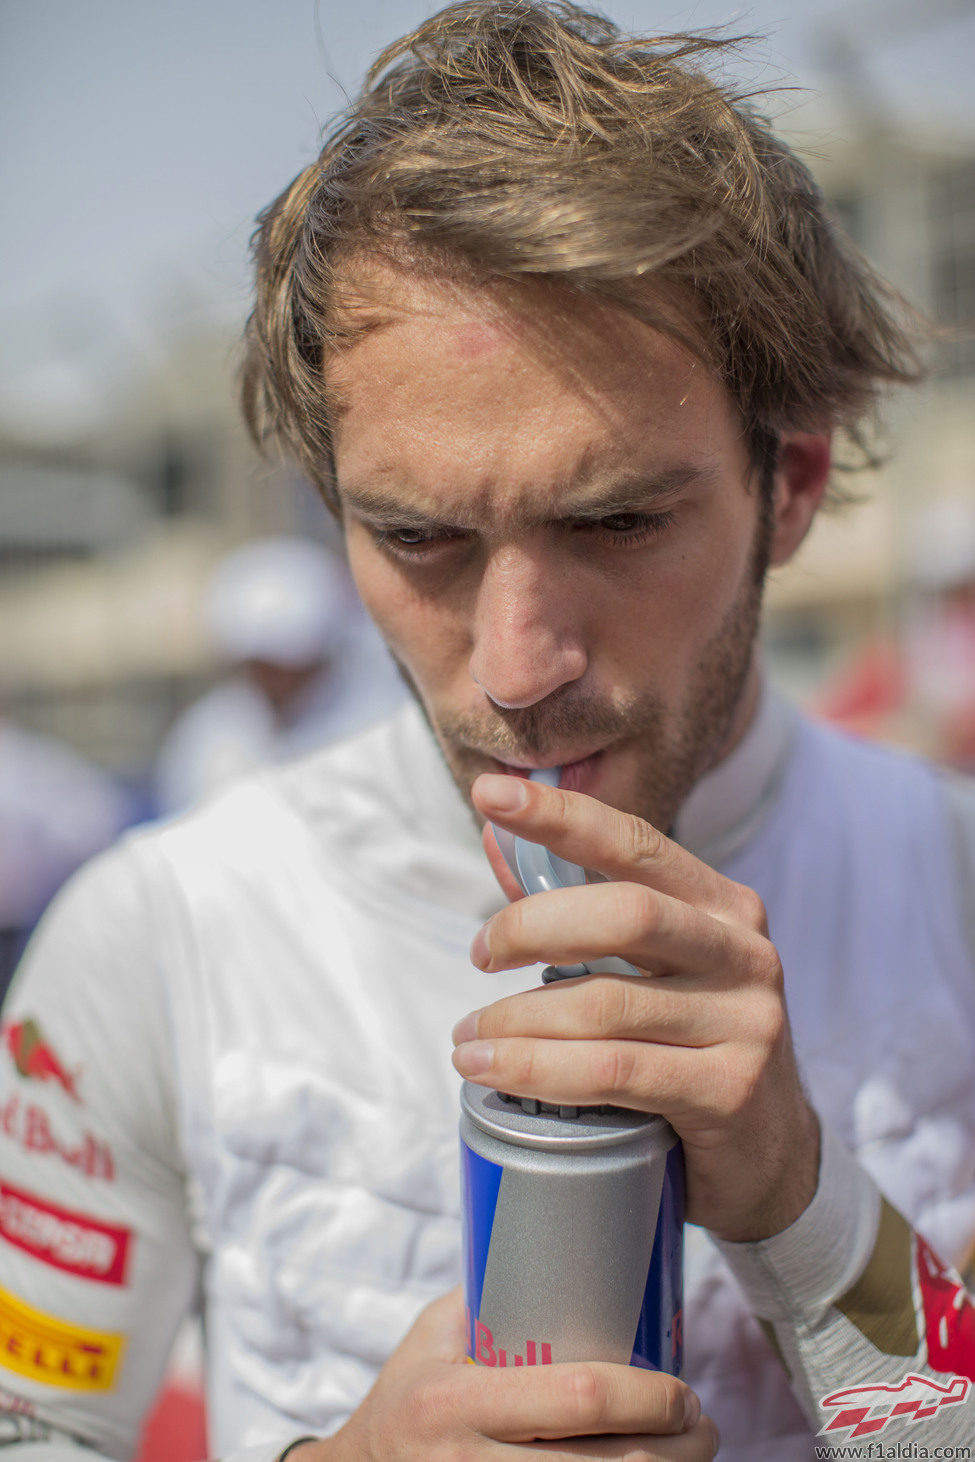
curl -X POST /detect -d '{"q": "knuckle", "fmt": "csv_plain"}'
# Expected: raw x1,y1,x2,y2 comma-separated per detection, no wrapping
701,1047,760,1119
490,900,525,960
732,881,769,933
730,983,786,1059
656,1373,690,1431
578,975,630,1034
622,815,666,870
756,940,785,993
726,1046,767,1116
753,991,786,1050
408,1373,456,1435
616,882,660,939
507,1039,541,1091
564,1361,608,1428
590,1039,640,1099
553,787,579,840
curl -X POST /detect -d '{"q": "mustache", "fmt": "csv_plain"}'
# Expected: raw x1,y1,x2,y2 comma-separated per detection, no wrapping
439,691,664,761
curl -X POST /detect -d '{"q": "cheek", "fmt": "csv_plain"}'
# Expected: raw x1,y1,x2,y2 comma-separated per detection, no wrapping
602,519,757,677
345,534,469,684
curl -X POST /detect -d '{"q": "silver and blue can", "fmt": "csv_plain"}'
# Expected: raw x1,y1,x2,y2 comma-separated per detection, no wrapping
460,1081,684,1373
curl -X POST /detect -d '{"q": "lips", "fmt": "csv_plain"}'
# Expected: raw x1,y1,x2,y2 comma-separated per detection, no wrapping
488,749,606,795
558,751,604,794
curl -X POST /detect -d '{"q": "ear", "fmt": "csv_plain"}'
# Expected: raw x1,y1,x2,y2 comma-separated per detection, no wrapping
768,432,832,568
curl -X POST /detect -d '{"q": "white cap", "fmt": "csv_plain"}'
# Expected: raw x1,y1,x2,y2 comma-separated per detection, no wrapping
911,496,975,593
204,537,352,667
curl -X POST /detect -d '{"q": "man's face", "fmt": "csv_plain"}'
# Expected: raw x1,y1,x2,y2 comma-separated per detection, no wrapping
329,267,772,830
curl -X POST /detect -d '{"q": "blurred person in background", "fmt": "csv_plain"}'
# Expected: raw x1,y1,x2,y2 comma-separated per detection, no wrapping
0,719,135,1000
907,496,975,771
154,536,403,814
814,496,975,765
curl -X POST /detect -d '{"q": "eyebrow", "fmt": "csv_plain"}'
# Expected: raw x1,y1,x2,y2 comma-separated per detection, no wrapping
338,464,716,529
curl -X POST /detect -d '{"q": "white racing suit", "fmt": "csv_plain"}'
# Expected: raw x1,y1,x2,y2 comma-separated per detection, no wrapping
1,687,974,1459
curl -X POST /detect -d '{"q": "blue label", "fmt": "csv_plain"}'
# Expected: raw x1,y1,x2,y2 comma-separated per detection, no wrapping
629,1141,685,1374
460,1137,503,1336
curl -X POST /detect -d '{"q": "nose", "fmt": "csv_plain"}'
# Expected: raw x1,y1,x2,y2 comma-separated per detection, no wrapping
468,545,588,709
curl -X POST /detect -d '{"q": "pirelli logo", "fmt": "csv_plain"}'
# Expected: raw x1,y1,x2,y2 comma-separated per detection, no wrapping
0,1284,124,1391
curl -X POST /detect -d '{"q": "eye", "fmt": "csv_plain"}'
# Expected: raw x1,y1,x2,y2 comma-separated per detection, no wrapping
600,512,653,533
369,523,468,560
581,509,676,544
391,527,438,546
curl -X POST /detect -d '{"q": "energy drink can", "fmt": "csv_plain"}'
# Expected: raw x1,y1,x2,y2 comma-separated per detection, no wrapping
460,1081,684,1373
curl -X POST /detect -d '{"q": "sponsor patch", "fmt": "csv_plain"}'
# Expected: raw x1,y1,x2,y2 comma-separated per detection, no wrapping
0,1182,131,1286
0,1095,114,1181
2,1021,81,1104
0,1284,124,1392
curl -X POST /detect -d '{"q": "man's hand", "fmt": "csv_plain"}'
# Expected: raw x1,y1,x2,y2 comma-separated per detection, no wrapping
452,774,821,1242
291,1289,718,1461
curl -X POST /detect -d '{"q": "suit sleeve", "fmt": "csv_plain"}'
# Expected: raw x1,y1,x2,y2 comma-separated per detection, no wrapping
0,840,201,1459
715,1121,975,1446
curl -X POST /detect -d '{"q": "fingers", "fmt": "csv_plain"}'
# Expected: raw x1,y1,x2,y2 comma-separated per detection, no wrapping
471,774,766,931
482,821,527,904
533,1413,720,1459
453,1031,709,1115
462,1361,701,1443
453,973,735,1050
470,882,771,983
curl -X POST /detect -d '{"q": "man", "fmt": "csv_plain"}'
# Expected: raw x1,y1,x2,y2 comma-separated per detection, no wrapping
1,4,974,1459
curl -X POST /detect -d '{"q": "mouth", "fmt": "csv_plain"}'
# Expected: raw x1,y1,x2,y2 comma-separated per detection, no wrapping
486,749,607,794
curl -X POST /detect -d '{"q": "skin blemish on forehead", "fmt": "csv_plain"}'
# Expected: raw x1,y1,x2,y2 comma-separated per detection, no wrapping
451,322,507,359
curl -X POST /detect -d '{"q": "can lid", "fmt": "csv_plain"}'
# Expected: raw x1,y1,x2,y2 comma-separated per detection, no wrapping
461,1082,676,1153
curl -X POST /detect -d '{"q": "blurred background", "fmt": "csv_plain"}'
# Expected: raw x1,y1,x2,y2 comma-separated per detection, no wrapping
2,0,975,929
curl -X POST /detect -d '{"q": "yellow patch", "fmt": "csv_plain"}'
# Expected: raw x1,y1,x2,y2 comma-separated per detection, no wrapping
0,1285,124,1391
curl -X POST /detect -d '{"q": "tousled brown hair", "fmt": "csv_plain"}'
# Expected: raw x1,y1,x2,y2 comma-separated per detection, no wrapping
241,0,924,511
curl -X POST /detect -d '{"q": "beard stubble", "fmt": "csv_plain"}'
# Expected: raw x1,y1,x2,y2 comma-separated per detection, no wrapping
398,495,773,833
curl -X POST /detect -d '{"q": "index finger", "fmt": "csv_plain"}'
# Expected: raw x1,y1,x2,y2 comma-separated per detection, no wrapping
463,1359,699,1442
471,774,762,929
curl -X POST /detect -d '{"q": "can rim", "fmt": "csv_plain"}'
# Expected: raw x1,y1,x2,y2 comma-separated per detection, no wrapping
461,1082,676,1153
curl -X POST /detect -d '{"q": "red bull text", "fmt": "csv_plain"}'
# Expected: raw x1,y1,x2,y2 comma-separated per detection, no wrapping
460,1083,683,1373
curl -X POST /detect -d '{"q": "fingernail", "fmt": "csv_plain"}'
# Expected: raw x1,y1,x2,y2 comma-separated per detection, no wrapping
475,774,527,813
452,1010,481,1044
453,1041,494,1076
469,924,492,970
683,1389,701,1430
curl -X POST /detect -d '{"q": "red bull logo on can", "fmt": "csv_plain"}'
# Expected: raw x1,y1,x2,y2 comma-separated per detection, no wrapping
466,1312,553,1368
2,1020,81,1104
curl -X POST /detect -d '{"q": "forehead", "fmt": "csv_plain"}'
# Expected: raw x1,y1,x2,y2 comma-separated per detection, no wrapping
327,262,746,521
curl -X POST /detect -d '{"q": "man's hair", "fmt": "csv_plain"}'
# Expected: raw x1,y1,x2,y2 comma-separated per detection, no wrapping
241,0,923,511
